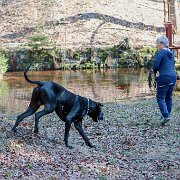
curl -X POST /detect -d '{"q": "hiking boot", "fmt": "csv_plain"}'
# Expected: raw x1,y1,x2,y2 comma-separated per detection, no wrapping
161,117,170,126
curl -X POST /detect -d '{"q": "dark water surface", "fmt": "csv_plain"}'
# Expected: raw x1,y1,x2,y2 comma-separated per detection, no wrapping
0,68,179,115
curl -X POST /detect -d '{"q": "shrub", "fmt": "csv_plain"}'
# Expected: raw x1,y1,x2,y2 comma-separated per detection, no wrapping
0,51,8,74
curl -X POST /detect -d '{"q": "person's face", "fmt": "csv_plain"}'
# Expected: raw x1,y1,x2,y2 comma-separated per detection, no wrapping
156,42,165,51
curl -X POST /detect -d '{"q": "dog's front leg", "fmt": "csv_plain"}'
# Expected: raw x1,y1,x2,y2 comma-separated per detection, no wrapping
74,119,95,148
64,105,81,149
64,118,73,149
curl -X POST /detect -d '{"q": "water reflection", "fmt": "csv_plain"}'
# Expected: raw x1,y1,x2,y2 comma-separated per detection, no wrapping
0,68,179,115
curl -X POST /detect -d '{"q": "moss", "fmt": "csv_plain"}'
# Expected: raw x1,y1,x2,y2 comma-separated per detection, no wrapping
138,47,157,68
97,48,108,63
0,50,8,74
2,45,158,71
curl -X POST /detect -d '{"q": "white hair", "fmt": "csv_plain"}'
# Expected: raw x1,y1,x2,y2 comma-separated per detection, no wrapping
156,35,169,47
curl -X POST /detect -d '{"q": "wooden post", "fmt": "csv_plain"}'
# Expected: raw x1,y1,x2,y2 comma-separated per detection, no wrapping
165,21,173,47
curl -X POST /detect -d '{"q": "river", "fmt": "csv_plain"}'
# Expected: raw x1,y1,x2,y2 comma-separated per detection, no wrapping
0,68,179,115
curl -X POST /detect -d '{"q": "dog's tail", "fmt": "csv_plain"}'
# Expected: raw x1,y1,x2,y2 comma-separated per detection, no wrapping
24,64,43,86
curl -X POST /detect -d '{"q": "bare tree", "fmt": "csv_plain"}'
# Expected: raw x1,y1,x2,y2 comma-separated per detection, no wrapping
163,0,168,23
167,0,180,34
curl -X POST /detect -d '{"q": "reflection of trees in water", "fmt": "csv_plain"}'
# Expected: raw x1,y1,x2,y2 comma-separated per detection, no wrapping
1,69,160,114
0,81,9,100
75,68,151,101
111,68,142,93
0,81,9,114
78,70,100,99
0,80,31,114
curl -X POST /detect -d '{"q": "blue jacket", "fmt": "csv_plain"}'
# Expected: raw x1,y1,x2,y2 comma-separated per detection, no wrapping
153,48,176,76
153,48,176,85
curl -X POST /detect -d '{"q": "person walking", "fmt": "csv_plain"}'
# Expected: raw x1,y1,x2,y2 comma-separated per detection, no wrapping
153,35,177,125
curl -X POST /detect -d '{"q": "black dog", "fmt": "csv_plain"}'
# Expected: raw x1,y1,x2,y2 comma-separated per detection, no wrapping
12,65,104,149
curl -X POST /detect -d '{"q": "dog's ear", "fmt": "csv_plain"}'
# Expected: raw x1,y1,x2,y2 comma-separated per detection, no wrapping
99,103,103,107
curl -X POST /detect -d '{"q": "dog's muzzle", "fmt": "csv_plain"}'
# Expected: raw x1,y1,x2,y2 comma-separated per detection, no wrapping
98,112,104,121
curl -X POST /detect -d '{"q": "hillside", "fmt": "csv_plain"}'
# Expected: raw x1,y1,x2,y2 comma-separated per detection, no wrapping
0,0,179,49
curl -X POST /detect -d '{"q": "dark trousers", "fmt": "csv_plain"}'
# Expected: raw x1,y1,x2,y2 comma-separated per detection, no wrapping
156,83,175,118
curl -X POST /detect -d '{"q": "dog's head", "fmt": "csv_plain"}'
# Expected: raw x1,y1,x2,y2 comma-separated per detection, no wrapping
88,102,104,122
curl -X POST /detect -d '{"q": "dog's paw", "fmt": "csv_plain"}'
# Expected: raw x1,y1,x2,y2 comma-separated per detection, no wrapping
89,144,98,151
67,145,74,149
34,129,39,134
87,143,96,148
6,130,15,138
11,127,17,133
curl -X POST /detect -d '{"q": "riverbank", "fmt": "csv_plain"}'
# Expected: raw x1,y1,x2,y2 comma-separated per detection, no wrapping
0,97,179,179
1,42,156,72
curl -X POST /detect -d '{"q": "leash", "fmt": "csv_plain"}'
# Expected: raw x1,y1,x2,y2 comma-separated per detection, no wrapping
82,98,90,121
87,98,90,114
148,69,156,91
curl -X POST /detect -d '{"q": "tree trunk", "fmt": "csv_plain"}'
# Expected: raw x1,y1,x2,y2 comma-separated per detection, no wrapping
9,51,17,71
168,0,180,34
163,0,168,23
52,56,60,70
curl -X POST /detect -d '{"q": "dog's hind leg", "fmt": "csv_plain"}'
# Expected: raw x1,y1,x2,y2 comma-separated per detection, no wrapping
34,104,55,134
11,88,41,132
74,119,95,148
11,105,40,132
